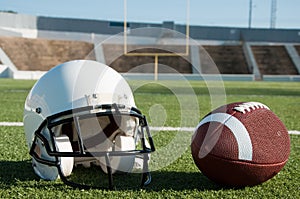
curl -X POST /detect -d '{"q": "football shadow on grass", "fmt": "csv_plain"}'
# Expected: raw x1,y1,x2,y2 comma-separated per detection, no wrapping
147,171,223,191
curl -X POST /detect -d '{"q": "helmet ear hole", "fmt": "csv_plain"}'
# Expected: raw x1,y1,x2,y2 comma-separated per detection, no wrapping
100,135,135,174
55,135,74,177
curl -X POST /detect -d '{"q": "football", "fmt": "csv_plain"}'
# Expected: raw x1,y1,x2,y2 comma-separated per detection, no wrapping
191,102,290,187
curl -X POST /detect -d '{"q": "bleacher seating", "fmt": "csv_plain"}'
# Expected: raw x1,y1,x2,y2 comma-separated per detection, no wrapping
0,36,299,77
0,36,95,71
202,45,250,74
251,45,298,75
103,44,192,73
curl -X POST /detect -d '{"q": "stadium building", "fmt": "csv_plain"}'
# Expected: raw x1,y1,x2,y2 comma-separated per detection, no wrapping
0,12,300,81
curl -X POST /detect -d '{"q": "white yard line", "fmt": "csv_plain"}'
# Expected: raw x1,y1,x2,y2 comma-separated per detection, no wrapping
149,126,195,132
287,130,300,135
0,122,24,126
1,122,300,135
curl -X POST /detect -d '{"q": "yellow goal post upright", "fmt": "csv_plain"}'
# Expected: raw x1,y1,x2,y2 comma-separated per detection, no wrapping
123,0,190,80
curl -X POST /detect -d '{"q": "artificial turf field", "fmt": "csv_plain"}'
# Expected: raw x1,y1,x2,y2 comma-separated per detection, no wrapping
0,78,299,198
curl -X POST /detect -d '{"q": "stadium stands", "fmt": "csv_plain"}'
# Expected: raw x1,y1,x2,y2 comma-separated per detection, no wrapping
202,45,249,74
0,12,299,80
0,36,299,79
103,44,191,73
0,37,95,71
251,45,298,75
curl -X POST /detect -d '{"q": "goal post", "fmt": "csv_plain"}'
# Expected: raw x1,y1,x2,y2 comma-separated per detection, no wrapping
123,0,190,80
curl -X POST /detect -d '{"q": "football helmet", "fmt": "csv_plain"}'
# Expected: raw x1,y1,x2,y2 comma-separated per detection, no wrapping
23,60,155,189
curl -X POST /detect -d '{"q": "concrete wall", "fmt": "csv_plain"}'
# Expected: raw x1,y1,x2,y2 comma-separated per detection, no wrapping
188,25,300,43
0,13,37,29
0,13,300,43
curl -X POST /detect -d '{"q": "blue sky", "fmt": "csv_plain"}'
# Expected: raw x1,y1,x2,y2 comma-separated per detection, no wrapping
1,0,299,29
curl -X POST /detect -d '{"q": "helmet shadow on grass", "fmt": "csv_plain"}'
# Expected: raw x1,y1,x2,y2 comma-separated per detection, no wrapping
0,160,224,191
0,160,38,186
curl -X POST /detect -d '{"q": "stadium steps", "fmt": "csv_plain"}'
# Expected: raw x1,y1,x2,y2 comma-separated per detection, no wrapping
251,45,298,75
201,45,250,74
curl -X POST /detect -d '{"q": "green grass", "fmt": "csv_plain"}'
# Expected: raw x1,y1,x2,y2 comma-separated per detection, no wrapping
0,79,300,198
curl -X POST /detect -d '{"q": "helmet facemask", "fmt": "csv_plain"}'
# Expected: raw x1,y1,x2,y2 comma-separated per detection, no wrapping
29,104,155,189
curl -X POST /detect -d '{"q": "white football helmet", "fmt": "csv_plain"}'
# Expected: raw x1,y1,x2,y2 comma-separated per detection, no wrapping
23,60,155,189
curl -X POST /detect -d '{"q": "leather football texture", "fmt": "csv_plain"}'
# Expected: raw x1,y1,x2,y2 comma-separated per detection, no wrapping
191,102,290,187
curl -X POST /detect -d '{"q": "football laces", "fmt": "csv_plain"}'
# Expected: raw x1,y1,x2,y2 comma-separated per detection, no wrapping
233,102,270,114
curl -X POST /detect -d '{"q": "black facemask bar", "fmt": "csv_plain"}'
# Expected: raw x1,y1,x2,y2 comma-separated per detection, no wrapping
29,104,155,190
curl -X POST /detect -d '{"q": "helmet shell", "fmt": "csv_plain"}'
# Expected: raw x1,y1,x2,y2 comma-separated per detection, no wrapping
24,60,135,149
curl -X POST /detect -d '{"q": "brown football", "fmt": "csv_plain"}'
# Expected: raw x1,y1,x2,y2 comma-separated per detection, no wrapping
191,102,290,187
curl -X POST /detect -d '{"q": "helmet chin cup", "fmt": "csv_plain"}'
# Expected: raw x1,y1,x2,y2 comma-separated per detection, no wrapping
55,136,74,177
100,135,136,174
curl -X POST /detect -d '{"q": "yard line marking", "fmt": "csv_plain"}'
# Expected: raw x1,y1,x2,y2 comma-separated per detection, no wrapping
0,122,300,135
287,130,300,135
0,122,24,126
150,127,300,135
149,126,195,132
